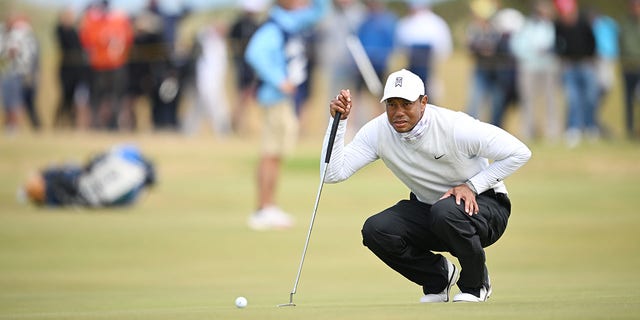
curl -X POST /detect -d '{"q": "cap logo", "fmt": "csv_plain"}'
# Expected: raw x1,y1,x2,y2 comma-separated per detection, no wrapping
394,77,403,87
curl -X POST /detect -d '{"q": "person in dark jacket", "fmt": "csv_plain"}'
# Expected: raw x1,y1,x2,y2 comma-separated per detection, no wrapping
228,1,263,133
53,7,91,129
553,0,599,147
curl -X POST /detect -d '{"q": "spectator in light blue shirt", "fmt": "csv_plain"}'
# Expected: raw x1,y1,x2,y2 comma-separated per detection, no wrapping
244,0,329,231
245,0,328,107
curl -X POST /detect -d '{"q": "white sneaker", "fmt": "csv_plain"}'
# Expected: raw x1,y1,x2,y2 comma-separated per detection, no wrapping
565,128,582,148
248,206,294,231
420,258,459,303
453,278,492,302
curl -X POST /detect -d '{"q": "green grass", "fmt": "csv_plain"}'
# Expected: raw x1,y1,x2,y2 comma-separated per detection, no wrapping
1,132,639,319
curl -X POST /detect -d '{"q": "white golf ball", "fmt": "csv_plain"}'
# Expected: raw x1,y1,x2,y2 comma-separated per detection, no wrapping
235,296,248,308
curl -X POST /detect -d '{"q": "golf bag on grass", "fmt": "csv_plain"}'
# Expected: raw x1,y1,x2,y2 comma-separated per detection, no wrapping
23,144,155,208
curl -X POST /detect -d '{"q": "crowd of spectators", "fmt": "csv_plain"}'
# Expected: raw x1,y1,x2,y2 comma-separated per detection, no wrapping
0,0,638,146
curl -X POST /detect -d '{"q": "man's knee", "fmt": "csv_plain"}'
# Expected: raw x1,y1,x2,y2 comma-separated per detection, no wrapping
361,213,406,256
361,213,386,246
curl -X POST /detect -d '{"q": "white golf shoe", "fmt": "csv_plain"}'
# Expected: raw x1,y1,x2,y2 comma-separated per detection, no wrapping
248,206,294,231
453,278,492,302
420,258,459,303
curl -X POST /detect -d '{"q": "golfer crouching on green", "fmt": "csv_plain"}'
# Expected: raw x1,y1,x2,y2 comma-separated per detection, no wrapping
322,69,531,303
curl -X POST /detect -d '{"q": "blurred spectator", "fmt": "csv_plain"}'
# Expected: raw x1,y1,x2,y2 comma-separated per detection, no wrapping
553,0,598,147
53,7,91,129
590,6,619,138
79,0,134,130
244,0,329,230
510,0,560,141
54,7,91,130
317,0,364,113
293,26,319,124
0,14,40,134
228,0,264,134
351,0,397,132
357,0,396,83
122,0,167,131
156,0,189,62
20,144,155,208
148,0,190,131
487,7,523,128
395,0,452,103
181,22,232,137
464,0,507,124
620,0,640,139
320,0,365,89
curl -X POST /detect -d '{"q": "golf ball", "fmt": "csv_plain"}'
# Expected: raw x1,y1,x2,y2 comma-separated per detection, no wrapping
235,296,247,308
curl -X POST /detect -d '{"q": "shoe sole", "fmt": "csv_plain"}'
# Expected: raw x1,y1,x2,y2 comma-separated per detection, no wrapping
453,286,492,302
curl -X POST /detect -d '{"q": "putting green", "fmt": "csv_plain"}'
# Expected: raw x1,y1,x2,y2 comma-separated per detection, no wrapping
1,133,638,319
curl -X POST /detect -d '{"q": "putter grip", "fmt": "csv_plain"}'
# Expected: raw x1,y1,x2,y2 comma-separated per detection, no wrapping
324,112,342,164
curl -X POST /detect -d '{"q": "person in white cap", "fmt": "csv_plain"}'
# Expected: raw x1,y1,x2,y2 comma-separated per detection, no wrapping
322,69,531,303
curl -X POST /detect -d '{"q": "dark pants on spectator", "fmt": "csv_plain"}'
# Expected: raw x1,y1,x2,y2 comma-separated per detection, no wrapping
151,75,181,130
90,67,128,130
361,190,510,294
407,44,433,99
623,70,640,138
22,85,40,130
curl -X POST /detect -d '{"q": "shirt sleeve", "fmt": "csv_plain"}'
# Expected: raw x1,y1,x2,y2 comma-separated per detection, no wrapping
454,118,532,194
321,117,379,183
294,0,330,30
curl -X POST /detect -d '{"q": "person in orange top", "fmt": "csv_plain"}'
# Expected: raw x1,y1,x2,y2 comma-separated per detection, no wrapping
78,0,133,130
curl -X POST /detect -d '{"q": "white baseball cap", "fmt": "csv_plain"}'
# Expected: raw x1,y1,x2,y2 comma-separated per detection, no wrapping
380,69,425,103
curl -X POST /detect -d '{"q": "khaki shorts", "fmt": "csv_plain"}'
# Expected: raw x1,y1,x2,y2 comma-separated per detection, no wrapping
261,101,299,156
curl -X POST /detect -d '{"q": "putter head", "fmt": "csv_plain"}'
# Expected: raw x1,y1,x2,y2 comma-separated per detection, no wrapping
276,293,296,307
277,302,296,307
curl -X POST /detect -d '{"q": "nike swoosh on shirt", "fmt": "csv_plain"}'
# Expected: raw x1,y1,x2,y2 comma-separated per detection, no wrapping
434,154,445,160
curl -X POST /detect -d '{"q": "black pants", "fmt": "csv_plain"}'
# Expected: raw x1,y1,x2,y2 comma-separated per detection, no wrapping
361,190,511,294
623,70,640,137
